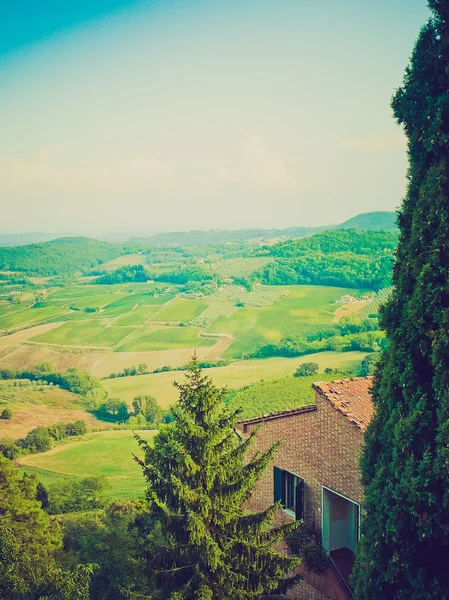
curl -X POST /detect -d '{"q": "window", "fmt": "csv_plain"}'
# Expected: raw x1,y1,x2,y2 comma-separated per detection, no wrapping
274,467,304,520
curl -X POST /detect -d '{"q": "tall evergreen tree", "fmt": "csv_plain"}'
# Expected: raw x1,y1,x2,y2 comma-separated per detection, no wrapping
353,3,449,598
133,357,301,600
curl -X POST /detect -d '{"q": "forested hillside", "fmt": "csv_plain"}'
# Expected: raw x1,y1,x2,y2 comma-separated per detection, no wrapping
255,230,398,290
0,238,139,276
336,211,397,231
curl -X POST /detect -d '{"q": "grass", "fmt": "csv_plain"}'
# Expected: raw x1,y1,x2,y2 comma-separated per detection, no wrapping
228,372,348,419
0,381,105,438
65,294,126,310
113,305,162,326
211,257,275,278
100,253,146,270
149,299,208,323
103,351,366,407
20,430,157,497
30,321,135,347
117,326,216,352
207,285,356,358
48,284,126,298
0,307,68,331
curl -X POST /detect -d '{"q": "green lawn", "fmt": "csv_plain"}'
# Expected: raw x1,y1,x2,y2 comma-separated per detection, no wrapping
117,326,216,352
31,321,134,347
103,351,366,407
20,430,156,498
149,299,208,323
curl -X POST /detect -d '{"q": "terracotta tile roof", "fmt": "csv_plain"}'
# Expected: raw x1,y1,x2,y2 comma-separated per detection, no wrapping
312,377,374,432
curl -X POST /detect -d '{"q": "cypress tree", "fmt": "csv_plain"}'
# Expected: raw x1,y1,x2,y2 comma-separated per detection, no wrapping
134,357,301,600
353,3,449,598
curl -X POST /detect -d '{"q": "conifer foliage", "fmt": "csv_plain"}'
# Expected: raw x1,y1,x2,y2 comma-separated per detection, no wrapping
134,357,301,600
353,3,449,598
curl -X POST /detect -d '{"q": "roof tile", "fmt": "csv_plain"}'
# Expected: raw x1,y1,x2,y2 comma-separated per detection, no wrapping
312,376,374,432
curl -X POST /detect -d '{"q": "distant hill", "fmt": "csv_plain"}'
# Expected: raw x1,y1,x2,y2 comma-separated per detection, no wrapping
0,237,139,277
0,232,66,247
335,211,397,231
128,226,328,246
128,211,397,246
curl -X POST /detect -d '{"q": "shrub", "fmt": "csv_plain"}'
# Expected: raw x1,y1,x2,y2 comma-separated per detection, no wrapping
19,427,54,454
0,438,21,459
285,521,330,574
47,476,110,514
294,362,319,378
302,542,331,574
1,408,12,420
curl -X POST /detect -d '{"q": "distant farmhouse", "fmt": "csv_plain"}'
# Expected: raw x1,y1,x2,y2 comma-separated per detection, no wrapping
236,377,374,600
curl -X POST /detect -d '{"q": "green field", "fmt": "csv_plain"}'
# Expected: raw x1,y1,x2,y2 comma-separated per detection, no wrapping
207,285,360,358
228,373,346,419
31,321,134,347
20,430,156,498
65,293,126,310
117,326,216,352
101,253,146,270
48,284,126,299
0,306,68,330
149,299,208,323
113,305,163,325
211,257,274,278
103,352,366,407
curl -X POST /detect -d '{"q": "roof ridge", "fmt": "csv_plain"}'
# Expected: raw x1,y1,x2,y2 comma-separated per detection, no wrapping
237,404,316,426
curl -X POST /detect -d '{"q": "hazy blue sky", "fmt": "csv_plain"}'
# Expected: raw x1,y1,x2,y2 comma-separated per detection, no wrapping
0,0,430,235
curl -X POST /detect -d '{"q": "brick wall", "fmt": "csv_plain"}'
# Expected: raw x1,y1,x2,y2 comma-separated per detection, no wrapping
237,389,364,539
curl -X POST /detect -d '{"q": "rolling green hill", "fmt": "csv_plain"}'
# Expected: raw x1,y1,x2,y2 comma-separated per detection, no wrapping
335,211,397,231
0,237,140,276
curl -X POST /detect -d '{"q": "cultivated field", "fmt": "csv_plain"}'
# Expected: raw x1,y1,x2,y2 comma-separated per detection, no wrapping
0,284,374,377
228,372,349,419
117,326,216,352
31,321,135,348
206,285,366,358
20,430,156,497
103,351,366,407
148,299,208,323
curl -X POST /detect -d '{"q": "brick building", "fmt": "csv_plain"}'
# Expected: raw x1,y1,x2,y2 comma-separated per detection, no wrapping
235,377,374,599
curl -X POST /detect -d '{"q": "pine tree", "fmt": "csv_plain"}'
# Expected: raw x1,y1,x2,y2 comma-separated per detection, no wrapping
134,357,301,600
353,3,449,598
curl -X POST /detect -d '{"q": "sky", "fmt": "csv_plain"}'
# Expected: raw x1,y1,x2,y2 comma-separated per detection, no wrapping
0,0,431,236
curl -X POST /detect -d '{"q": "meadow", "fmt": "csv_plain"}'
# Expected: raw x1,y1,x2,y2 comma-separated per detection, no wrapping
20,430,156,497
103,352,366,407
0,380,103,438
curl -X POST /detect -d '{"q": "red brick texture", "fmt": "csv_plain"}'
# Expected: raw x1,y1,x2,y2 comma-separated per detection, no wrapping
236,378,374,538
